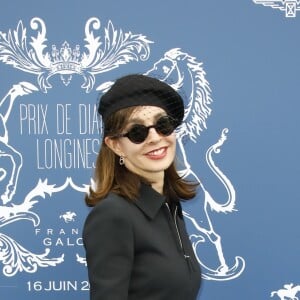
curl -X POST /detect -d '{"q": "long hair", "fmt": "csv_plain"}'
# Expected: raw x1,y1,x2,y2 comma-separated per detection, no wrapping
85,107,198,207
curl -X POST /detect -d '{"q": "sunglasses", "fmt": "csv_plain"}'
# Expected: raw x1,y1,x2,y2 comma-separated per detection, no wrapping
113,115,177,144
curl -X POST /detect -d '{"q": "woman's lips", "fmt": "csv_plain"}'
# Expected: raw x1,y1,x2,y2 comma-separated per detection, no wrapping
145,147,167,159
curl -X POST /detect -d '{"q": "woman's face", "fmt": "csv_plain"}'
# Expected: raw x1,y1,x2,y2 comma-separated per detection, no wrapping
105,106,176,184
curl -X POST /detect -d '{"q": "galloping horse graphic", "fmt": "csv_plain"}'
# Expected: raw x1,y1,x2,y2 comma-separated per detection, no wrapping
271,283,300,300
60,211,77,223
146,48,245,280
0,82,37,204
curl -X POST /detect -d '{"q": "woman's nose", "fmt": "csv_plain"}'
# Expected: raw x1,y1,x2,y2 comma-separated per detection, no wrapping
146,127,162,142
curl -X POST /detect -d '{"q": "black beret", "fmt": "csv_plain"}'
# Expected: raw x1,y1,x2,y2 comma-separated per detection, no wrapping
98,74,184,127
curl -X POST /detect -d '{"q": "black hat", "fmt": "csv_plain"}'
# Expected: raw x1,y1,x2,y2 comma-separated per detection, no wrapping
98,74,184,127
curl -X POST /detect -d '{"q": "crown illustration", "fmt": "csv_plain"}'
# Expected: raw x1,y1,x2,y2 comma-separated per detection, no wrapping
50,42,82,75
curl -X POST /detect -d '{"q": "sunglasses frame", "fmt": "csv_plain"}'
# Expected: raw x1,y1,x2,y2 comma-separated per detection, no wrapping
112,115,177,144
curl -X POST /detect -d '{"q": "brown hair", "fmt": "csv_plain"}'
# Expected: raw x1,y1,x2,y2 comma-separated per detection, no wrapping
85,107,198,207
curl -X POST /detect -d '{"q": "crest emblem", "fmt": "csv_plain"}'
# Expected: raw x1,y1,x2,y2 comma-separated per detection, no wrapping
253,0,300,17
0,17,245,283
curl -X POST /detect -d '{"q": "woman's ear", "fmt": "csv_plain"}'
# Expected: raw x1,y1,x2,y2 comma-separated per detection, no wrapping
104,136,123,157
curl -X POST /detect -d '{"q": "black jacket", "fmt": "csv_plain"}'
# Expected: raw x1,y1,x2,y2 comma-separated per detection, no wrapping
83,183,201,300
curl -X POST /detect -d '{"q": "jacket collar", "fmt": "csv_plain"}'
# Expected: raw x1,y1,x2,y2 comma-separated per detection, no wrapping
133,183,166,220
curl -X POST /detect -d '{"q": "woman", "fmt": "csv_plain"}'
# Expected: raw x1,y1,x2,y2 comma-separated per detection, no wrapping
83,74,201,300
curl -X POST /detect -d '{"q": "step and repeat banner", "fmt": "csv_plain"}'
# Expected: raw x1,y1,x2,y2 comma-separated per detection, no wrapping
0,1,299,299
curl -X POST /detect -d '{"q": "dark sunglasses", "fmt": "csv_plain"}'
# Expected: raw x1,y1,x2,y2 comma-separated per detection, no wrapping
113,115,177,144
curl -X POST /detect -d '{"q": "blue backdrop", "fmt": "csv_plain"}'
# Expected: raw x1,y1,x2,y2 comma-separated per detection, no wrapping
0,1,300,299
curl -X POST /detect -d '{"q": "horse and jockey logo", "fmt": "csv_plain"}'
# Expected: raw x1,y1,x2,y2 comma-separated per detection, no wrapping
0,17,245,281
271,283,300,299
60,211,77,223
253,0,300,17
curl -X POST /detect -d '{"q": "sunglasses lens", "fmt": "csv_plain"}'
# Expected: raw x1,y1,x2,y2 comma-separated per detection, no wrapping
156,116,176,135
127,125,148,143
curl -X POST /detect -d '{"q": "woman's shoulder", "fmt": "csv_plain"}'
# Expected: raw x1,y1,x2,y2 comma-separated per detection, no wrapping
82,193,135,243
83,193,135,234
88,193,133,218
